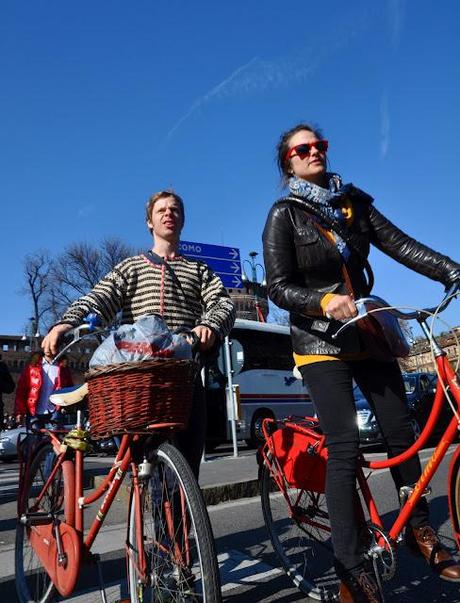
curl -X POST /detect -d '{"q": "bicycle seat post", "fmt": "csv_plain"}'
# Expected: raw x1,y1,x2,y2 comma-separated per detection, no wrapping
76,410,83,429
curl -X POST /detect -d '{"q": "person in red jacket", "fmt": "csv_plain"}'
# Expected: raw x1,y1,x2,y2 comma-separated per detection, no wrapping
15,351,73,430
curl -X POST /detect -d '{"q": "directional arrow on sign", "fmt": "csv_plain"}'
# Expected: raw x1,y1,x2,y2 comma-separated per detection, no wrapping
179,240,243,289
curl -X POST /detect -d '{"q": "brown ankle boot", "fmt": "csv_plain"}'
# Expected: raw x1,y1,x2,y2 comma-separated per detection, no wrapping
406,525,460,582
339,568,383,603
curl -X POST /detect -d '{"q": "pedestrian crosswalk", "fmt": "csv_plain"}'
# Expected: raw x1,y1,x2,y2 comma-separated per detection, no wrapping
0,466,19,499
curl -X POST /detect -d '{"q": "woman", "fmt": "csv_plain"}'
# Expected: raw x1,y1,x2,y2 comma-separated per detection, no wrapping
262,123,460,602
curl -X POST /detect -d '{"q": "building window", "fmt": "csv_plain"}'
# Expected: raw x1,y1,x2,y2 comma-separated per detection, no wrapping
2,344,8,352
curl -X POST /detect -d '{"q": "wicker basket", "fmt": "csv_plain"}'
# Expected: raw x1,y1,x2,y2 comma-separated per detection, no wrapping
86,358,197,439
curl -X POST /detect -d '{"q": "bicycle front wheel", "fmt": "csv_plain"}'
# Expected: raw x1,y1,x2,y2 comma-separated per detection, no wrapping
127,442,222,602
15,443,75,603
260,456,338,601
448,445,460,551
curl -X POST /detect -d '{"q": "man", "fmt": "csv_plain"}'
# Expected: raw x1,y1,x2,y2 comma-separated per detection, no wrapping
42,190,235,476
14,351,73,429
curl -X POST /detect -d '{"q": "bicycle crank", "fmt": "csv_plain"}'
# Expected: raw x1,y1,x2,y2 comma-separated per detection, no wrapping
360,523,397,582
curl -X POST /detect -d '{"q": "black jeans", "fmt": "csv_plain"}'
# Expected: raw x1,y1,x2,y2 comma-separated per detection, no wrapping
300,359,429,574
174,379,206,480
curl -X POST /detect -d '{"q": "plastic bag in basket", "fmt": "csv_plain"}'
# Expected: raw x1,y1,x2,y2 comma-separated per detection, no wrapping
89,314,192,368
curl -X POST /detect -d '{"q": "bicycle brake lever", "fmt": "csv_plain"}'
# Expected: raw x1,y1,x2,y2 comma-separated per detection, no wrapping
331,301,368,340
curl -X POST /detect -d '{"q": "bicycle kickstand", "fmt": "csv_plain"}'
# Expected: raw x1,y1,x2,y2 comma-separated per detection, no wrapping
92,553,108,603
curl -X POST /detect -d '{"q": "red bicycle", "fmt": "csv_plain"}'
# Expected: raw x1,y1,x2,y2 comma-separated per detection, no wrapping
14,320,221,603
260,283,460,601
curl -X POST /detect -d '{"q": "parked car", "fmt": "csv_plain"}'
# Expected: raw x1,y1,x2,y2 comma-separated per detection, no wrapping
0,413,118,461
0,425,26,461
355,371,450,446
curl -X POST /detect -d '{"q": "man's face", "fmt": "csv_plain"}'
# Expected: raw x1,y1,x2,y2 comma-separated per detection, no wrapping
147,196,184,242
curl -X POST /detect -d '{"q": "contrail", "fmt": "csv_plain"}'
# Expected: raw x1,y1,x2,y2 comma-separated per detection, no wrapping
164,7,374,141
165,56,259,141
381,92,390,158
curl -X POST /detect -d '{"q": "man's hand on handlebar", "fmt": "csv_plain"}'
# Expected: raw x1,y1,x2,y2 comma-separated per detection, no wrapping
324,294,358,321
41,323,74,358
192,325,216,351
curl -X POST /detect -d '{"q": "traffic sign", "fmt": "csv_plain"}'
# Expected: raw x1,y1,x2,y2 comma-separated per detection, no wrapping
179,240,243,289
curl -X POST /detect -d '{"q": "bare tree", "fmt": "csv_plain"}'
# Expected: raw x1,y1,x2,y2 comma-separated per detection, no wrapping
20,250,54,334
48,237,135,319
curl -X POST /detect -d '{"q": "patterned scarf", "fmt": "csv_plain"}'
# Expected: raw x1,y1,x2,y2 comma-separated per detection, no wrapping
288,173,351,260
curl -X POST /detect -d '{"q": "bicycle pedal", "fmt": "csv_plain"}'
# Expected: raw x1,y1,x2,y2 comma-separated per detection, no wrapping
399,484,431,505
20,512,53,526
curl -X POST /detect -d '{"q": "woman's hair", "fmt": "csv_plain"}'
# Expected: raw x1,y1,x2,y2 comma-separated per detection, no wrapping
145,190,185,234
276,122,324,185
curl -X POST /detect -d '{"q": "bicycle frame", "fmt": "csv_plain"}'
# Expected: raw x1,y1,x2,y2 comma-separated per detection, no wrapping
22,420,196,599
262,314,460,552
358,350,460,544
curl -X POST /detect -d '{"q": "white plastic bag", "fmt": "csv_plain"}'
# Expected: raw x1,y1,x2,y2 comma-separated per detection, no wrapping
89,315,192,368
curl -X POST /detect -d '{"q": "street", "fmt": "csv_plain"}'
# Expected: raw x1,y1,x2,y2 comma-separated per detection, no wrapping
1,446,460,602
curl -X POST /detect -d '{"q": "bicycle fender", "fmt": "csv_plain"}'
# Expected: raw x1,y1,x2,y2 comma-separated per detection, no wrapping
29,521,81,597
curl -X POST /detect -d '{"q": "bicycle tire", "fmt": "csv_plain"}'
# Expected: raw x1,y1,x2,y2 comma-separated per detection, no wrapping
448,445,460,551
260,455,338,601
127,442,222,602
15,443,75,603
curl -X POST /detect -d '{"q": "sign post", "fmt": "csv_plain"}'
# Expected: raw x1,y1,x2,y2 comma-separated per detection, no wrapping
180,240,242,457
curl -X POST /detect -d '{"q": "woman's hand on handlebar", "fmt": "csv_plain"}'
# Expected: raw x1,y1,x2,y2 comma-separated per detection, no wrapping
324,294,358,321
41,323,74,358
191,325,216,351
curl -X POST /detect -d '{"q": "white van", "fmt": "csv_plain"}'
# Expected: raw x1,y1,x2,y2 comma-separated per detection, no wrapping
204,319,313,449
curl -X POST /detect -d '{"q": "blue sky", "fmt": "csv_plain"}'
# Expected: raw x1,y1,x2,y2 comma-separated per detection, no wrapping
1,0,459,335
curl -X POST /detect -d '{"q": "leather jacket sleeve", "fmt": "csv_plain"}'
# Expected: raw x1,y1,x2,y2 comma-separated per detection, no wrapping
369,206,460,286
262,203,325,316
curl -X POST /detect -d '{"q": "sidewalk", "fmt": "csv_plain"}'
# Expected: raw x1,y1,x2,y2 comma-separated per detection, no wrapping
91,446,261,506
200,449,260,505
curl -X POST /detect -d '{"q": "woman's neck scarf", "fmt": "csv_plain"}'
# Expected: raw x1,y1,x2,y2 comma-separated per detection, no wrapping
288,173,351,260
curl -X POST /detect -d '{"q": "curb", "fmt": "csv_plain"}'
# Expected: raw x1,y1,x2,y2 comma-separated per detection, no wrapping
90,474,260,506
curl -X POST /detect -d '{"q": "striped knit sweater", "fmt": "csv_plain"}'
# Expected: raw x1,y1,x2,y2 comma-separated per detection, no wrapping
58,254,236,338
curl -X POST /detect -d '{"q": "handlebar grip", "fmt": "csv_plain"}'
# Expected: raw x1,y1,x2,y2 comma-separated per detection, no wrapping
174,328,201,357
84,313,101,332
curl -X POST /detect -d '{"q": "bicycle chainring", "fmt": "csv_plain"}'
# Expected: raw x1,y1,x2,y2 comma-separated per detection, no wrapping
360,522,397,582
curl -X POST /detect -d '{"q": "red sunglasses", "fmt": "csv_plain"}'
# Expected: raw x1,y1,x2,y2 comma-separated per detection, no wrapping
285,139,329,161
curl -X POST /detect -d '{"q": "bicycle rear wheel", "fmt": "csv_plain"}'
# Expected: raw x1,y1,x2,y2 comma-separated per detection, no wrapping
15,443,75,603
127,442,222,602
260,455,338,601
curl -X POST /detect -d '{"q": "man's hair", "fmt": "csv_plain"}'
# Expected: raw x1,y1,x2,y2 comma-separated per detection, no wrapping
145,190,185,235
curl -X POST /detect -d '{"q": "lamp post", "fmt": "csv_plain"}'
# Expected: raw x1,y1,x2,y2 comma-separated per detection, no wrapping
242,251,267,322
22,317,40,351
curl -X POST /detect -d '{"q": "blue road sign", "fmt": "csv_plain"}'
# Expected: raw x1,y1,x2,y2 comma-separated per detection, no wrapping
179,240,243,289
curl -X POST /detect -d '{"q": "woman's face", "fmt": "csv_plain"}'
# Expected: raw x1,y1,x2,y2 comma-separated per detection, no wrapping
286,129,327,185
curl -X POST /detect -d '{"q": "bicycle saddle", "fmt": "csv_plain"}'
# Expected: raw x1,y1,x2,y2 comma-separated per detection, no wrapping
50,383,88,407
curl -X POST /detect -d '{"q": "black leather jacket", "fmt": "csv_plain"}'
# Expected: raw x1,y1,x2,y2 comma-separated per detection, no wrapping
262,192,460,355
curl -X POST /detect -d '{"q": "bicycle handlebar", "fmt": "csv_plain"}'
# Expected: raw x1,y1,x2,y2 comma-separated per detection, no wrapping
331,281,460,340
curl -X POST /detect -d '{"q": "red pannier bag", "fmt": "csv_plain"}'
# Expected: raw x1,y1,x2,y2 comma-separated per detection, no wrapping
268,420,328,493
